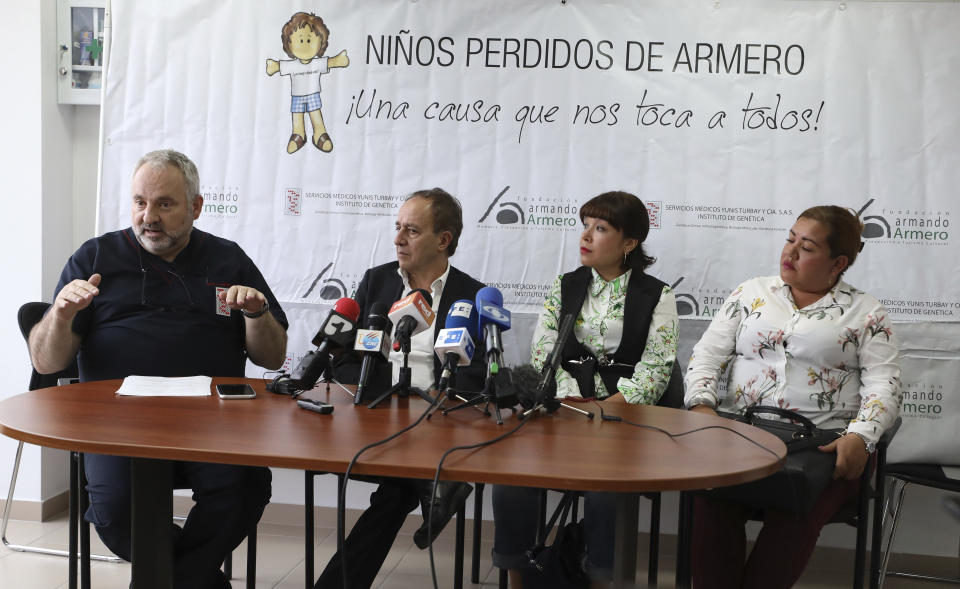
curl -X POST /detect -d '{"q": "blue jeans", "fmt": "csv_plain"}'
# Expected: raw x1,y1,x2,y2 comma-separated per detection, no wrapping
491,485,615,581
83,454,271,589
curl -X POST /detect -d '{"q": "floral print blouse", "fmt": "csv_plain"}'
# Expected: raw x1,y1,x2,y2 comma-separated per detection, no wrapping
531,269,679,404
684,276,901,444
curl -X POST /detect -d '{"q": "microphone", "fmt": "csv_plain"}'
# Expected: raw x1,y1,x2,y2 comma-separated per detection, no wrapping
291,298,361,391
476,286,511,375
517,313,594,420
311,298,362,352
500,364,542,410
516,313,576,413
433,300,478,392
354,302,392,404
388,289,435,352
539,313,575,396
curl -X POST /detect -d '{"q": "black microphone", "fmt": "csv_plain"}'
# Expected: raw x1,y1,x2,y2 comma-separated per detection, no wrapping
311,298,361,352
532,313,575,407
291,298,361,392
289,351,328,392
354,302,392,405
508,364,548,411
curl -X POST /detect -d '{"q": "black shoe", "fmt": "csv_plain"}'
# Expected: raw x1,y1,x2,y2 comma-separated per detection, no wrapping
413,481,472,549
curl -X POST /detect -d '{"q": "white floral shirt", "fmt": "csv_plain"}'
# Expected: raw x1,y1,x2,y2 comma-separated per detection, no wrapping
684,276,901,444
531,269,679,404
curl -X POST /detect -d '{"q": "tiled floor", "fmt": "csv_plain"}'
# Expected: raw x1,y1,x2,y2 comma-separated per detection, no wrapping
0,509,956,588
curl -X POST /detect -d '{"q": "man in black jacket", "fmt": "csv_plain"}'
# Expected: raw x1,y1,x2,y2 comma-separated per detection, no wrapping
317,188,485,589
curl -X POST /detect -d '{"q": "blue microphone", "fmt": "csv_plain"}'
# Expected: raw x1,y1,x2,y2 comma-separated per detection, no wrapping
444,299,480,343
476,286,511,374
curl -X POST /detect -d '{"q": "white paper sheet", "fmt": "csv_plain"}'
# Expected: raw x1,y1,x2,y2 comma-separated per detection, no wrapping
115,375,212,397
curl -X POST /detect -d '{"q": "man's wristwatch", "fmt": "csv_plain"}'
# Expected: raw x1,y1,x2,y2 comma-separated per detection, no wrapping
850,431,876,454
242,300,270,319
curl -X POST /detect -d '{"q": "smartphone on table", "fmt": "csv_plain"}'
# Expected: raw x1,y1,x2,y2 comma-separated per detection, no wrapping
216,384,257,399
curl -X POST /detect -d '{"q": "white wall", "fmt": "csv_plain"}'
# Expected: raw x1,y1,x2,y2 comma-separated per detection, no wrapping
0,1,97,510
0,2,56,509
72,107,101,249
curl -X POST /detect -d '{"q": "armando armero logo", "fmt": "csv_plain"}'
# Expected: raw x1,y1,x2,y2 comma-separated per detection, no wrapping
857,198,949,244
301,262,347,300
671,277,700,317
479,186,662,231
478,186,579,229
201,185,240,217
900,381,945,418
671,277,729,319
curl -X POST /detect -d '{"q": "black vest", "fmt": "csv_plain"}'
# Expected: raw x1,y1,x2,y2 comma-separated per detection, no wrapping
558,266,667,397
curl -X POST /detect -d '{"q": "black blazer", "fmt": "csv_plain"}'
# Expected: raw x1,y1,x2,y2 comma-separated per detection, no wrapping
333,261,486,392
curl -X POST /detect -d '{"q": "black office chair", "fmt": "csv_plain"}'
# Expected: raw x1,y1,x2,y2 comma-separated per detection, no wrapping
1,302,114,589
834,419,900,589
8,302,256,589
674,418,900,589
876,462,960,586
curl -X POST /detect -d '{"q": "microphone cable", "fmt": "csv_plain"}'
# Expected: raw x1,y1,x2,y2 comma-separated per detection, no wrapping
592,401,820,525
426,417,530,589
336,393,445,589
592,401,782,460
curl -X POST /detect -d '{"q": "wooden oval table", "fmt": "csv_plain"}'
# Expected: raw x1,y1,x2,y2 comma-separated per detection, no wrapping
0,378,785,588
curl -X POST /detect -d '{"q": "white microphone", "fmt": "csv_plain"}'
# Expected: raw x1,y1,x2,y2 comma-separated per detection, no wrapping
434,327,475,392
355,329,392,361
434,327,476,368
433,300,478,393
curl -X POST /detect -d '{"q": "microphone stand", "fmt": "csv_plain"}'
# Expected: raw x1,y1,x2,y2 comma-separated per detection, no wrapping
520,396,594,420
299,370,352,403
424,356,484,420
366,336,433,408
440,362,512,425
520,313,594,421
326,378,354,399
424,385,483,419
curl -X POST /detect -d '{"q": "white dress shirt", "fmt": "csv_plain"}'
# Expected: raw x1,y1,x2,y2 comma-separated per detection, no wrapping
390,263,451,391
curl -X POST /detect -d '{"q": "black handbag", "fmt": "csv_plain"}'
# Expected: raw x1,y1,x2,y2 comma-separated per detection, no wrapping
522,492,589,589
702,405,842,515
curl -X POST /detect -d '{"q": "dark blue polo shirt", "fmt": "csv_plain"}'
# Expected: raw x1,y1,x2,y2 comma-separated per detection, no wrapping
54,228,287,382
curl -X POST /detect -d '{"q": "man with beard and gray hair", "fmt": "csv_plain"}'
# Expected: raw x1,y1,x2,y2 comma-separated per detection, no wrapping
29,149,288,589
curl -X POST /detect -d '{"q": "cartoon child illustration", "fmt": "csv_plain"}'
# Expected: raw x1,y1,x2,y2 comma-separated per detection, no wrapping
266,12,348,154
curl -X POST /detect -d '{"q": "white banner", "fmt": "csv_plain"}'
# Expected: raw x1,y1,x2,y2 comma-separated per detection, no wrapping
99,0,960,371
887,323,960,466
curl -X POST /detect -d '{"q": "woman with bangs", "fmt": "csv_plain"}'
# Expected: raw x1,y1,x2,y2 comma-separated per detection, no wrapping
491,191,679,588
